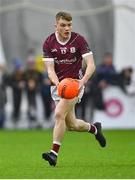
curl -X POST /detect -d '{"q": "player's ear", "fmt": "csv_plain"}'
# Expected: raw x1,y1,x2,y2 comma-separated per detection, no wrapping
54,23,57,30
54,23,56,27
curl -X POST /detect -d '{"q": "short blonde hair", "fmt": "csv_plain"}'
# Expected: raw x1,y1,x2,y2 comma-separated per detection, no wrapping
56,11,72,21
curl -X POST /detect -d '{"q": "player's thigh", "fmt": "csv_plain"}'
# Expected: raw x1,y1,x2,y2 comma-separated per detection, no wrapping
55,97,77,117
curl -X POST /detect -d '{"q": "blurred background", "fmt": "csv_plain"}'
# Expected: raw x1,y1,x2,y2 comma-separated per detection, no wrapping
0,0,135,129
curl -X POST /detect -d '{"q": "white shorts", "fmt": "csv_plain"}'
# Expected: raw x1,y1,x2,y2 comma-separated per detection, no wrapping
50,86,85,103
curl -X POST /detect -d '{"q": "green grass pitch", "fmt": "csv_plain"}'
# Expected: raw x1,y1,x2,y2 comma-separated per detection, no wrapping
0,129,135,179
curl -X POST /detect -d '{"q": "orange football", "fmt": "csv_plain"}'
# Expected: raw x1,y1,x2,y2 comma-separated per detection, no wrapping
58,78,79,99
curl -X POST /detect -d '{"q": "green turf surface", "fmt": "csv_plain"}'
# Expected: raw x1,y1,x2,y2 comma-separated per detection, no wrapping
0,129,135,179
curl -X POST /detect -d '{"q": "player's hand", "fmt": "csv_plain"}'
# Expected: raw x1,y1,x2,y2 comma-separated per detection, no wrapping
78,79,84,89
56,82,60,87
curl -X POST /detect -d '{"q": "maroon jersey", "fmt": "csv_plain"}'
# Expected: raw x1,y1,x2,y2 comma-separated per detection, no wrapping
43,32,92,81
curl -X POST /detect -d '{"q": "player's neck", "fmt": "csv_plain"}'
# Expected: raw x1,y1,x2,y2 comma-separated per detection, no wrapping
55,32,71,45
58,35,68,42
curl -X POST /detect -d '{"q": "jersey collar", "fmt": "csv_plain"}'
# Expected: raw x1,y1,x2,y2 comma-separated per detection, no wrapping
55,32,71,45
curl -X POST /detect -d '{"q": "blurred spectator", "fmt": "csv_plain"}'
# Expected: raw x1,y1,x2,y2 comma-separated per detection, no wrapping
90,52,117,111
77,52,117,122
96,52,117,85
0,65,7,128
40,71,53,121
35,54,45,73
9,58,25,123
116,67,133,94
35,54,53,120
75,52,116,120
24,49,41,125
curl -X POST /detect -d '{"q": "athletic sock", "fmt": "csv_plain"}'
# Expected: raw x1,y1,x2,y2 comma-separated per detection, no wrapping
88,124,97,135
50,141,61,156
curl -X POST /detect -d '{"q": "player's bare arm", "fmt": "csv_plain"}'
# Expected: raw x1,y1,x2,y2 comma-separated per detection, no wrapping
79,54,95,89
45,61,59,86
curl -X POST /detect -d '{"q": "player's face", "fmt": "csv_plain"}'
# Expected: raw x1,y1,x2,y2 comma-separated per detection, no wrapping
56,18,72,41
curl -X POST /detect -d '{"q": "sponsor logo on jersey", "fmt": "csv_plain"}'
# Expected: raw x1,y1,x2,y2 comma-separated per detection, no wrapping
55,57,77,64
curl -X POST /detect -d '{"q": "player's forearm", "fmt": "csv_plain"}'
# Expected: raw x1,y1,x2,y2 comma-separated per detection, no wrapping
48,69,59,86
45,61,59,86
80,54,96,85
81,62,95,85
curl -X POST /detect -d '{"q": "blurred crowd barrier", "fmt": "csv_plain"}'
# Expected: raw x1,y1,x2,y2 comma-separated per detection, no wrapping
4,87,55,129
3,84,135,130
94,86,135,129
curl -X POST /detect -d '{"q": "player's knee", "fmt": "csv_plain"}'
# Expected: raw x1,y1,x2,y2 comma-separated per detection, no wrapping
54,111,65,121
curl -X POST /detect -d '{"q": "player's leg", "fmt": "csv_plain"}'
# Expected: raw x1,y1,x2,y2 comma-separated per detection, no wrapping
65,103,95,132
42,98,75,166
65,103,106,147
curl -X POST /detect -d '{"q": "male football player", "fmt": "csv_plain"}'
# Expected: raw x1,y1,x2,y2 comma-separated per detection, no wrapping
42,11,106,166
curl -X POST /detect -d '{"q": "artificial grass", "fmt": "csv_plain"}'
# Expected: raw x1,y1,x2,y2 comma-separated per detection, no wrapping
0,129,135,178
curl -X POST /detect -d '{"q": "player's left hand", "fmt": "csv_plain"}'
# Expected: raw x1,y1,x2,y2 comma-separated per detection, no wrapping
78,79,84,89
